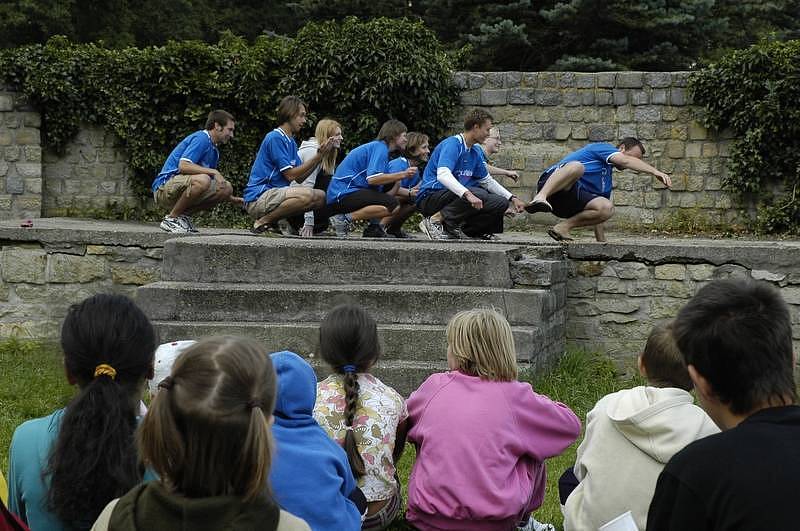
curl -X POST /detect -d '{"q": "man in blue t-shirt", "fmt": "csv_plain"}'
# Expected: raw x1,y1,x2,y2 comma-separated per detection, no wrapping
244,96,338,234
326,119,418,238
526,138,671,242
152,110,241,233
416,109,526,240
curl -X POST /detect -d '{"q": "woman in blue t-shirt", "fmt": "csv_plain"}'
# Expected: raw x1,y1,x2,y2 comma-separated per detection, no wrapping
380,132,430,238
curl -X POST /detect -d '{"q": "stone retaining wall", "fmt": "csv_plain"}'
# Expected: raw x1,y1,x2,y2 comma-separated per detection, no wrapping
0,221,165,337
565,240,800,366
3,222,799,373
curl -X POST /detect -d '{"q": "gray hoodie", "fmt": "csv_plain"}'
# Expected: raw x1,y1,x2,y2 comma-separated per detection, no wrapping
564,386,719,531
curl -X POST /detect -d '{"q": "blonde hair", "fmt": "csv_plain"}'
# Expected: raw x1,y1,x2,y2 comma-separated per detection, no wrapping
314,118,341,175
138,336,277,502
446,308,518,381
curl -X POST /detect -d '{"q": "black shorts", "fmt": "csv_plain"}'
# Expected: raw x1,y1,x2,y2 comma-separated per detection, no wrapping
329,189,398,215
538,169,602,218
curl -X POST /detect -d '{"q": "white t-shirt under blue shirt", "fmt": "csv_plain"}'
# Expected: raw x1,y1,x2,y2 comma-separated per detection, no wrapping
417,134,488,201
244,128,301,203
151,130,219,193
543,143,619,198
326,140,390,204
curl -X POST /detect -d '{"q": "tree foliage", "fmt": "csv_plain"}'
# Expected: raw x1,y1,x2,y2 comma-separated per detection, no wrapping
0,18,460,197
0,0,797,70
690,39,800,233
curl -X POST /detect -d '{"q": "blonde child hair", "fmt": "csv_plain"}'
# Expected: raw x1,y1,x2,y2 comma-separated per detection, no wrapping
446,308,518,381
315,118,341,175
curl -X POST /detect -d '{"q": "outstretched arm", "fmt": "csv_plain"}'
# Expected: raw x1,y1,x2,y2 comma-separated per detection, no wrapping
610,153,672,187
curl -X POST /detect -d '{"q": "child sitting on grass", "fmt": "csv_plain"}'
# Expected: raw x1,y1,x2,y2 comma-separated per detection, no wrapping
405,308,581,531
560,321,719,531
91,336,309,530
269,351,365,531
313,305,408,530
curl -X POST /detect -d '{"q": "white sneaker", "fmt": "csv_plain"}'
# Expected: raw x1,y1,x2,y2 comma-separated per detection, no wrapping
160,216,190,233
331,214,352,238
177,214,198,233
517,517,556,531
419,217,452,240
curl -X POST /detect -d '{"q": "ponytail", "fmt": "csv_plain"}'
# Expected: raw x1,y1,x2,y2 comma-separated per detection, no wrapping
237,405,273,502
46,374,141,527
342,371,366,478
47,294,156,529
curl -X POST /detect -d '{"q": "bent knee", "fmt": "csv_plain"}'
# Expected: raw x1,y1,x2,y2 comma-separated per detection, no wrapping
564,161,585,177
191,174,212,191
598,203,614,220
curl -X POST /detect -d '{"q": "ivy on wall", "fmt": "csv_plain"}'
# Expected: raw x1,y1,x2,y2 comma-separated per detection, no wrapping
0,17,461,197
690,39,800,233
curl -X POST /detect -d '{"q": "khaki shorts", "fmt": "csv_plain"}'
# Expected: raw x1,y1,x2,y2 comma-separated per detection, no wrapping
245,187,288,219
154,174,218,210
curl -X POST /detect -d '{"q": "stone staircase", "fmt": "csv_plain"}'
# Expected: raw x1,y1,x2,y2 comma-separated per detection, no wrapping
136,235,567,395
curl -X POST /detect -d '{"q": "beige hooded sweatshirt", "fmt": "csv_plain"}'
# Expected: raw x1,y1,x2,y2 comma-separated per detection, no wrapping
564,386,719,531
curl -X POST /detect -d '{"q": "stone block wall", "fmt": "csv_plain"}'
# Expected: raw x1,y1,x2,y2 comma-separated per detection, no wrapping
455,71,739,226
565,240,800,367
0,222,164,338
0,86,43,220
43,125,140,216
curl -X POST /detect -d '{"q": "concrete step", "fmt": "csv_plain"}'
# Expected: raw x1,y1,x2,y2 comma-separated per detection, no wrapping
160,235,522,287
138,281,557,326
150,321,554,396
150,320,556,362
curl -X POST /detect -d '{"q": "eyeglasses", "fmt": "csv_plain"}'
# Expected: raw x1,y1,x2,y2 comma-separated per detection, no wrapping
488,136,501,140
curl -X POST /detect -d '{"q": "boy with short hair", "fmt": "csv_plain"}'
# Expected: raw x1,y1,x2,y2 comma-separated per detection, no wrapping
561,321,718,531
647,280,800,530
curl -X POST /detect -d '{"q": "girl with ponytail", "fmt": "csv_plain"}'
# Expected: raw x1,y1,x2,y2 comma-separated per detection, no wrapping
91,336,309,531
7,294,156,531
314,305,408,530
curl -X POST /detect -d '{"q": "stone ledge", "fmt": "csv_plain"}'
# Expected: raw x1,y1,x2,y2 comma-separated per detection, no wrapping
567,239,800,271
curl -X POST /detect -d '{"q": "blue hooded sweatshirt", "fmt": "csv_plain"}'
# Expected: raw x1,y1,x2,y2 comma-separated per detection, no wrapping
268,351,362,531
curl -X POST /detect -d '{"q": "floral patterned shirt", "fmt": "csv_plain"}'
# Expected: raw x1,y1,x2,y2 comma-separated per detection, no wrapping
314,373,408,501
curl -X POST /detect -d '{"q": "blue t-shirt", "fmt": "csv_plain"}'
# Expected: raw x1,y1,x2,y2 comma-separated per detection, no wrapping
544,143,620,198
152,130,219,192
244,128,301,203
326,140,390,204
387,156,421,189
417,134,488,201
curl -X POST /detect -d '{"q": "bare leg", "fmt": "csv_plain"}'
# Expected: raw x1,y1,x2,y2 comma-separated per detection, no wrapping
533,162,584,203
169,174,212,217
254,188,318,227
381,200,416,228
184,180,233,214
552,197,614,240
594,223,606,243
351,205,395,221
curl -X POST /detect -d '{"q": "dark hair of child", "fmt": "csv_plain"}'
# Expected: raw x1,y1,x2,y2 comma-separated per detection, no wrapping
318,304,381,478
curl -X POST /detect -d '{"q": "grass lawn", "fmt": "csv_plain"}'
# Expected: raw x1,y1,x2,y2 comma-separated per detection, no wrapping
0,340,638,531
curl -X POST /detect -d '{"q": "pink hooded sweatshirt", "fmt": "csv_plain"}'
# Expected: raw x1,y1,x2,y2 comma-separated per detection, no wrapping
406,371,581,531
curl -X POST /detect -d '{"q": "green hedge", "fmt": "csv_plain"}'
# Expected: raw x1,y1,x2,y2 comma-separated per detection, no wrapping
0,17,461,198
690,39,800,233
